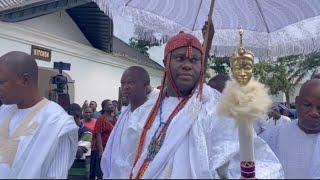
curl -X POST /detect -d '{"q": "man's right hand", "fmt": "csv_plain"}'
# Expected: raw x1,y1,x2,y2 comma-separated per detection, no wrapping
82,100,89,109
76,146,88,159
98,147,104,158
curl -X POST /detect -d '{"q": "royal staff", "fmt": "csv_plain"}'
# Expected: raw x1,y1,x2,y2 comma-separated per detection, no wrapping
217,29,272,179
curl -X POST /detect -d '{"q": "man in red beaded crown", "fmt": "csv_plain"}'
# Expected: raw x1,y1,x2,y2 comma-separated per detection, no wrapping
101,31,283,179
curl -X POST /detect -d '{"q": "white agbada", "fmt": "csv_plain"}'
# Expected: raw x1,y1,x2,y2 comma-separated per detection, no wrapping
102,85,284,178
265,115,291,129
0,99,78,179
253,114,268,135
261,122,320,178
254,115,291,135
102,91,159,178
148,88,160,99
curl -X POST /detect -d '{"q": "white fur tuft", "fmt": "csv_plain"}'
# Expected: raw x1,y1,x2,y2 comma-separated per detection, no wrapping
217,79,272,123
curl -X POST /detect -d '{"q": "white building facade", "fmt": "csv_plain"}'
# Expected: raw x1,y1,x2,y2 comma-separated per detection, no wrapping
0,4,163,106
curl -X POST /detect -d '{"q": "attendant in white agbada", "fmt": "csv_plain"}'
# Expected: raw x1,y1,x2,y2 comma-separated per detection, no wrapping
254,105,291,135
0,51,78,178
148,86,160,100
253,114,268,135
265,104,291,128
102,66,158,178
254,114,291,136
265,115,291,128
261,79,320,178
101,32,283,178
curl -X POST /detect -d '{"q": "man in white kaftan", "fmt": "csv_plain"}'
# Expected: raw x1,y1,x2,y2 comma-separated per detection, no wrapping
261,122,320,178
0,99,78,178
102,66,159,178
0,51,78,178
264,115,291,129
101,33,284,179
254,105,291,135
261,79,320,178
264,104,291,129
254,114,291,136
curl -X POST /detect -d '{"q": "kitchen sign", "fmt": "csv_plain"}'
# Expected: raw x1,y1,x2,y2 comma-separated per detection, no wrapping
31,45,51,62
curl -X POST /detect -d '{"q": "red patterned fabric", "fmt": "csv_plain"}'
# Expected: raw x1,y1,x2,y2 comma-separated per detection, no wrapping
91,116,115,150
164,31,204,61
240,161,255,179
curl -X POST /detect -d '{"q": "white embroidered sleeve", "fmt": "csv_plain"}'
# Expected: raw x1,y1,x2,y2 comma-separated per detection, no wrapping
46,130,78,178
260,126,280,155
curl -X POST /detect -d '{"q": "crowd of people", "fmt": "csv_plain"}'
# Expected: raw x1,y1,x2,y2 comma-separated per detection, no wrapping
0,31,319,179
67,99,117,179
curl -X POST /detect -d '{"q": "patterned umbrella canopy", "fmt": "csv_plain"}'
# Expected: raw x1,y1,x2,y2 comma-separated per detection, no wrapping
94,0,320,58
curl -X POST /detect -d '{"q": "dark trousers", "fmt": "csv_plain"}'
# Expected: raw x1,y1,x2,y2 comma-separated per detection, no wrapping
89,150,103,179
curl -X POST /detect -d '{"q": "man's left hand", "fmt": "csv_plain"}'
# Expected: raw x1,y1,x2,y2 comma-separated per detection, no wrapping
202,18,215,66
202,18,215,44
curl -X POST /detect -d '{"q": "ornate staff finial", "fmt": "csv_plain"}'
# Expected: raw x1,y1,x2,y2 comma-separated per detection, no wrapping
230,28,254,68
230,28,254,86
239,28,244,49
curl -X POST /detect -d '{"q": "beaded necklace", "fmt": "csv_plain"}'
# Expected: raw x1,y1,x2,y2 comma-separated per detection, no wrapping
129,32,205,179
129,96,190,179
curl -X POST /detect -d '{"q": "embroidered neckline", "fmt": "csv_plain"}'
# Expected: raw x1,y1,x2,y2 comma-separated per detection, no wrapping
0,99,49,166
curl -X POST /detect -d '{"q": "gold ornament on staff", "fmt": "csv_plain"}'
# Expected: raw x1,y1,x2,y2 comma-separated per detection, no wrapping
230,28,254,86
217,29,272,179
